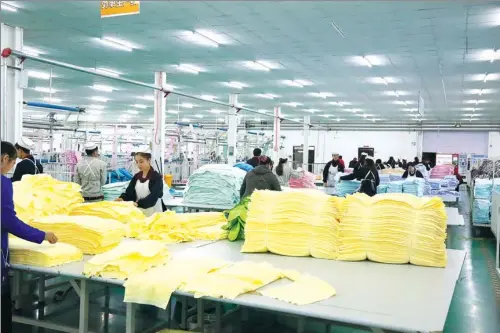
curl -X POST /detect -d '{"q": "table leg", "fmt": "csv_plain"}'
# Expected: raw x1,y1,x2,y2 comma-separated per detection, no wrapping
297,317,305,333
126,303,136,333
38,274,46,304
371,329,386,333
197,298,204,331
12,270,21,310
215,302,222,333
181,296,187,329
325,323,331,333
79,279,89,333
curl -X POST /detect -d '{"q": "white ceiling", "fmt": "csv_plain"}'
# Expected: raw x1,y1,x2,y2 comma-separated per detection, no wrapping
1,1,500,127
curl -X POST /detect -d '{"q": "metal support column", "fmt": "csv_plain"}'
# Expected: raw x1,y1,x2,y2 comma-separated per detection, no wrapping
272,107,281,162
78,279,89,333
152,72,166,173
112,125,118,169
126,303,136,333
0,23,24,143
227,94,238,165
303,115,310,170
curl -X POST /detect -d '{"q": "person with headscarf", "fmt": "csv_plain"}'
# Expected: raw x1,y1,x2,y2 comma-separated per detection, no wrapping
340,156,380,197
273,157,292,186
348,157,358,168
402,163,424,178
386,156,396,169
322,152,345,187
11,137,43,182
74,142,108,202
240,155,281,198
375,159,385,170
354,153,367,171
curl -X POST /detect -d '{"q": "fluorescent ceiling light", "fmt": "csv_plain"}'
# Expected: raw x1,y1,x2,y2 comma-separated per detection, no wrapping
23,46,42,57
200,95,216,100
91,96,108,102
132,104,147,109
282,102,302,107
234,103,246,108
139,95,155,101
217,118,225,122
28,70,51,80
209,109,224,114
43,97,62,103
490,49,499,62
223,81,247,89
328,101,347,107
183,29,224,48
368,77,394,85
345,108,363,113
177,64,203,74
257,109,268,113
88,104,105,109
167,109,179,114
308,92,335,98
244,61,271,71
303,108,320,113
181,118,191,122
483,73,489,82
163,84,176,91
194,114,204,118
95,67,122,77
336,118,341,122
464,99,486,104
295,79,314,86
92,84,114,92
180,103,195,108
34,87,57,93
97,37,136,52
256,93,279,99
86,110,103,115
1,2,19,12
281,79,314,87
320,114,331,118
479,89,483,96
361,56,372,67
402,108,418,112
126,110,139,115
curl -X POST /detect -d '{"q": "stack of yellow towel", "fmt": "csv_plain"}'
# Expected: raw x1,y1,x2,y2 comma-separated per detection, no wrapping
84,240,169,280
8,237,83,267
68,201,145,224
30,215,126,254
242,190,341,259
337,193,447,267
13,174,83,222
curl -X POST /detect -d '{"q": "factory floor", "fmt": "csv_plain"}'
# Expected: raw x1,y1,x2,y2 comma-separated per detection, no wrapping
13,189,500,333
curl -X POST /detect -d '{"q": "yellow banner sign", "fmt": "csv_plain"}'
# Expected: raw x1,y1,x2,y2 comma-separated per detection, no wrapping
101,1,140,18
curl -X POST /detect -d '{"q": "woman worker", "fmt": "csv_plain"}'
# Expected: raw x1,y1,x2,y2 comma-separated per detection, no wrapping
322,152,345,187
2,141,58,332
115,149,163,216
240,155,281,198
340,156,380,196
12,137,43,182
402,163,424,179
273,158,292,186
74,142,108,202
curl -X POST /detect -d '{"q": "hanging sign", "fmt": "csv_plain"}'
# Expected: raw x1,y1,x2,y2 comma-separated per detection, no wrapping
101,1,140,18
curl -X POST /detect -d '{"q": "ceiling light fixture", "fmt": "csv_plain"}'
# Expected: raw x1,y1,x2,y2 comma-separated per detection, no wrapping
328,101,344,107
256,93,278,99
361,56,372,68
190,30,220,48
479,89,483,96
1,2,19,12
490,49,499,63
91,96,108,102
167,109,179,114
257,109,268,113
303,108,320,113
34,87,57,93
43,97,62,103
209,109,224,114
245,61,271,71
282,102,302,107
381,77,389,85
181,118,191,122
139,95,155,101
180,103,194,108
88,104,105,109
200,95,217,100
177,64,203,74
98,37,135,52
483,73,489,82
194,114,204,119
95,67,122,77
309,92,335,98
23,46,42,57
282,79,314,87
27,70,51,80
132,104,147,109
126,110,139,115
92,84,114,92
224,81,247,89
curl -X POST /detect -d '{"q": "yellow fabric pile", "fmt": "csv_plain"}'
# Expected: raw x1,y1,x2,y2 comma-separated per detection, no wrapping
84,240,168,279
191,223,228,241
136,211,227,243
379,168,404,175
124,255,229,308
30,215,126,254
69,201,145,224
242,190,341,259
13,174,83,222
9,237,83,267
337,193,447,267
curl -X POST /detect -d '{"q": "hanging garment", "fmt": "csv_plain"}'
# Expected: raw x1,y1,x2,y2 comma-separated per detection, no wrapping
135,179,163,217
326,164,339,187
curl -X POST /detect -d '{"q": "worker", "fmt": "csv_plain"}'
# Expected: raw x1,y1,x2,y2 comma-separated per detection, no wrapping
414,157,420,164
375,159,385,170
322,152,345,187
11,137,43,182
1,141,58,333
240,155,281,198
422,158,432,171
246,148,262,168
116,150,163,216
348,157,358,168
338,155,345,169
386,156,396,169
340,156,380,197
74,142,108,202
273,158,292,186
402,163,424,178
354,153,367,171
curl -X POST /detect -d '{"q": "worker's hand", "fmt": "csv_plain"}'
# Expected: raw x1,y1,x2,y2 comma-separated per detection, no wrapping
115,198,123,202
44,232,58,244
133,202,138,207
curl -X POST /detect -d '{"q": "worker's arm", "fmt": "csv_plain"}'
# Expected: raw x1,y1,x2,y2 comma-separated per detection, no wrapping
338,162,345,173
37,162,44,174
136,173,163,209
74,165,81,185
100,162,107,186
119,177,137,202
340,172,356,181
1,178,45,243
416,171,424,178
322,162,331,183
240,174,248,198
11,160,26,182
402,171,408,179
269,174,282,191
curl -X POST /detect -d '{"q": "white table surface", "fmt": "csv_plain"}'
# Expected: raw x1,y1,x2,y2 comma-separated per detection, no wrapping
163,198,233,210
445,207,465,226
179,240,466,333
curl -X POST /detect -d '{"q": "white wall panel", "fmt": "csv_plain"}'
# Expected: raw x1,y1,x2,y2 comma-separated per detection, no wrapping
422,131,489,155
488,131,500,158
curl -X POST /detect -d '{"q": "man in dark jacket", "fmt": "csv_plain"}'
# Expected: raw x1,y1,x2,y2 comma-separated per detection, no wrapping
240,155,281,198
246,148,262,168
348,157,358,168
12,137,43,182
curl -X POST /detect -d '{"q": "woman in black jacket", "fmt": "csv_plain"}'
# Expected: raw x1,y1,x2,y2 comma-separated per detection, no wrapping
402,163,424,178
240,155,281,198
340,156,380,196
116,151,163,216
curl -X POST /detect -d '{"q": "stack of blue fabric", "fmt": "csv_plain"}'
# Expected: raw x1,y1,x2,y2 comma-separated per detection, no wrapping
377,184,388,193
423,184,432,195
335,180,360,196
389,174,403,181
184,164,246,205
402,178,426,197
102,181,129,201
107,168,133,184
474,179,493,199
387,181,404,193
427,179,442,190
443,175,459,188
472,199,491,224
233,162,254,172
378,174,391,184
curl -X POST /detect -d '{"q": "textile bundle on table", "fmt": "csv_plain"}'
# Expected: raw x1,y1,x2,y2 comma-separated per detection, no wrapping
335,178,360,196
30,215,126,254
13,174,83,222
288,170,316,189
9,237,83,267
386,181,403,193
183,164,246,205
443,175,459,189
233,162,254,172
337,193,447,267
473,179,500,199
242,190,340,259
106,168,133,184
102,181,129,201
69,201,145,224
84,240,168,279
402,178,426,197
377,184,388,193
430,165,454,179
427,179,442,190
472,199,491,224
378,174,391,184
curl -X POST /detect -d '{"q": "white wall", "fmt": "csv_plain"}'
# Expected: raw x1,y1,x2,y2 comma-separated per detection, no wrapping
422,131,489,155
489,131,500,158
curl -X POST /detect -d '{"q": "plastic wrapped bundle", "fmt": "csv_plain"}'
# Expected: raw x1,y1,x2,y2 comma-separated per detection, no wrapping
423,184,432,195
377,184,388,193
69,201,145,224
335,179,360,196
30,215,126,254
430,165,454,179
443,175,459,189
473,179,500,199
9,237,83,267
472,199,491,224
379,174,391,184
102,181,129,201
242,190,340,259
338,193,447,267
13,174,83,222
427,179,442,190
233,163,254,172
387,181,404,193
84,240,169,279
389,173,403,181
402,178,426,197
184,164,246,205
288,170,316,189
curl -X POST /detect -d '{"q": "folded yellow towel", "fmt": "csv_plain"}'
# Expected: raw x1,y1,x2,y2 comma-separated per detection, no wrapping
69,201,145,224
9,237,83,267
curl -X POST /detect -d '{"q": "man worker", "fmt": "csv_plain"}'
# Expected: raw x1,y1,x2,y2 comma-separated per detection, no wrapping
12,137,43,182
246,148,262,168
74,142,107,202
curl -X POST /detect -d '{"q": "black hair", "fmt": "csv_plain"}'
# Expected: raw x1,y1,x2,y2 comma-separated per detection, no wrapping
130,152,136,157
407,162,415,169
253,148,262,157
376,159,382,164
339,155,342,159
14,143,30,155
275,158,287,176
414,157,420,164
135,152,152,160
85,147,98,156
388,156,394,161
2,141,17,161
